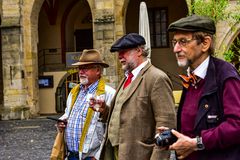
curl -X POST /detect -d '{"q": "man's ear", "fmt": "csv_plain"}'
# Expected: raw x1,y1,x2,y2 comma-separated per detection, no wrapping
201,36,211,52
96,67,101,76
136,47,143,56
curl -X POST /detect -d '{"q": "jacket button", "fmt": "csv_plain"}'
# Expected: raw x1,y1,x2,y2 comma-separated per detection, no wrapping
204,104,209,109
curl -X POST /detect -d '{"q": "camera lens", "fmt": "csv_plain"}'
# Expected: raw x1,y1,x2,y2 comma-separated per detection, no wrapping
155,129,177,147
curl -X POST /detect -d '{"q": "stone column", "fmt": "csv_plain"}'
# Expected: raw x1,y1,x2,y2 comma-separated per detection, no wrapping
93,0,121,88
0,0,29,120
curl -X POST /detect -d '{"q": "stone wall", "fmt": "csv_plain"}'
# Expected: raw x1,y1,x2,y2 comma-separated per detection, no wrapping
0,0,29,120
0,19,3,111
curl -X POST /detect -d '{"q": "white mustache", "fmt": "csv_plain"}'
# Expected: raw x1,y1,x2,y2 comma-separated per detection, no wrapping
80,75,87,78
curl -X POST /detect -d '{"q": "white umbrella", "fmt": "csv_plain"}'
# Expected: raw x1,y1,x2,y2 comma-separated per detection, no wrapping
139,1,151,60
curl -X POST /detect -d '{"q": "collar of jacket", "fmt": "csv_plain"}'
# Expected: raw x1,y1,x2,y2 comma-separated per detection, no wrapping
110,61,152,110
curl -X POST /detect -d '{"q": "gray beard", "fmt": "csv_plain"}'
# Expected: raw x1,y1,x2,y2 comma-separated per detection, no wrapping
177,59,191,70
80,77,88,85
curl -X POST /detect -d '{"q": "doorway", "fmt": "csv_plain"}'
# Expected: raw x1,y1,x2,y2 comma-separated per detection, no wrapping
75,29,93,51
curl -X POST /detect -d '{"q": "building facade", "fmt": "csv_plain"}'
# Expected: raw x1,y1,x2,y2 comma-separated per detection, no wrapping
0,0,239,120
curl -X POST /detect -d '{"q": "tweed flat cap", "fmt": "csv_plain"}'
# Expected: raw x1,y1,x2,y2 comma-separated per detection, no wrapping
110,33,146,52
168,15,216,34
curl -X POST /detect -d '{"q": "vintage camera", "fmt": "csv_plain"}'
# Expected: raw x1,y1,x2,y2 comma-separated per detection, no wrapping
155,129,177,147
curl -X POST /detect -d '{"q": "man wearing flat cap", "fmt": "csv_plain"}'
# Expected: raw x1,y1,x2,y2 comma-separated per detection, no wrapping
56,49,116,160
96,33,176,160
158,15,240,159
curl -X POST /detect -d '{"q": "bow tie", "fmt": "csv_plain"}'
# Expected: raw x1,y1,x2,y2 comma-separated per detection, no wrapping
179,73,199,89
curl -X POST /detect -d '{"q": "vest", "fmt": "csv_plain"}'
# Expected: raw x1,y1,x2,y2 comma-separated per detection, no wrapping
108,83,132,146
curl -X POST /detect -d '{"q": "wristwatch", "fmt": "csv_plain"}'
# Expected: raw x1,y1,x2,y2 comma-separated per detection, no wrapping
196,136,205,150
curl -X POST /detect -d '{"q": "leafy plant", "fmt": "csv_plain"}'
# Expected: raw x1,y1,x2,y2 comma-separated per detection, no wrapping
190,0,229,23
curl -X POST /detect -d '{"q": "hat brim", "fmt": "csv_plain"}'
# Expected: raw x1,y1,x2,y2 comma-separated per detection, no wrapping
168,27,215,35
110,45,139,52
72,62,109,68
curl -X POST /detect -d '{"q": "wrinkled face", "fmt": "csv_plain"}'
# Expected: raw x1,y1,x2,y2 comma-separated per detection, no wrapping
172,31,208,70
78,65,101,86
118,48,139,72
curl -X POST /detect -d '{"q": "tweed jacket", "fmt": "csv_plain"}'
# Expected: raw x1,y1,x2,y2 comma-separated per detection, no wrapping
102,61,176,160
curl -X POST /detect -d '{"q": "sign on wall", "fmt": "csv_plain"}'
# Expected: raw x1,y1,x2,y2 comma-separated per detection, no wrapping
66,52,82,68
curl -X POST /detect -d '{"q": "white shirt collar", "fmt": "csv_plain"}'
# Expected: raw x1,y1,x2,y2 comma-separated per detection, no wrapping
188,56,210,79
125,59,149,81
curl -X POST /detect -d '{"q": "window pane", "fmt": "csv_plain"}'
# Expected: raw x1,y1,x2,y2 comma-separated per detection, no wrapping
161,10,166,21
148,8,168,48
155,22,161,34
155,10,161,22
162,33,167,46
161,22,166,32
156,34,161,47
151,36,154,46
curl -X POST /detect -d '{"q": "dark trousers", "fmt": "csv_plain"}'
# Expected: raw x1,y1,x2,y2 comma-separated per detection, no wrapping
67,151,94,160
68,151,79,160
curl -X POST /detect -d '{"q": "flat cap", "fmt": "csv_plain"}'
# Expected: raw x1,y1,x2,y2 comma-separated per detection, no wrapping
110,33,146,52
168,14,216,34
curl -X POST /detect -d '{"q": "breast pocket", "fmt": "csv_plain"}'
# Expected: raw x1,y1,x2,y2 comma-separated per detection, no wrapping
136,95,151,116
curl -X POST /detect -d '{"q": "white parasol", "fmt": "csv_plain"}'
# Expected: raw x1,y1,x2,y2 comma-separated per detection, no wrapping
139,1,151,60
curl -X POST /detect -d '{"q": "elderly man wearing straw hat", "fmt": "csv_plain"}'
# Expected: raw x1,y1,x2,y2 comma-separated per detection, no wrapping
56,49,116,160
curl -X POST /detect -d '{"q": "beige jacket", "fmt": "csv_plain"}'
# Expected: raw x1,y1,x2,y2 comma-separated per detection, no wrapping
102,62,176,160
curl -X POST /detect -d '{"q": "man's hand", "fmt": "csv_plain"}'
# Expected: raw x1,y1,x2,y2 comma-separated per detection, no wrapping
169,130,197,159
56,119,67,132
89,97,107,113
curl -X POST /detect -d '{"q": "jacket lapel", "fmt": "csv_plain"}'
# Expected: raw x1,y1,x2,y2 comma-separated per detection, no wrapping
108,61,152,118
122,62,152,104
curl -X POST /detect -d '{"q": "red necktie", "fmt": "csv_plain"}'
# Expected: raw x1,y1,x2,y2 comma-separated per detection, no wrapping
179,73,198,89
123,72,133,89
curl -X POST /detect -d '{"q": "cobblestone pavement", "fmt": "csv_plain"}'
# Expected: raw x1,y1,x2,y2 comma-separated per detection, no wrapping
0,116,61,160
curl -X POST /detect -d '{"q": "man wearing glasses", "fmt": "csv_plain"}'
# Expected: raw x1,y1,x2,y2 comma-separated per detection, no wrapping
56,49,116,160
159,15,240,159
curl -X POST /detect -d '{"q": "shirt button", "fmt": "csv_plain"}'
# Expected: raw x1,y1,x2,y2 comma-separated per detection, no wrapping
204,104,209,109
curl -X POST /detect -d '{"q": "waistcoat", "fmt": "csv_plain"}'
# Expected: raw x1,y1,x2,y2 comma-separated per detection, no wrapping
108,83,132,146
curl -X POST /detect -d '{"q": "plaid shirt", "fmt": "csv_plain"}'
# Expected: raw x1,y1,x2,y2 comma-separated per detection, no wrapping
65,81,98,152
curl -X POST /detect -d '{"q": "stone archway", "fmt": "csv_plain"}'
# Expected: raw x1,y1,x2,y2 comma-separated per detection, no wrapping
216,21,240,72
216,22,240,61
22,0,45,116
37,0,94,114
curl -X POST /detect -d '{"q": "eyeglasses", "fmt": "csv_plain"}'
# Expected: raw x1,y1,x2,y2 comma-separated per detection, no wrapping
171,38,196,48
78,65,98,72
